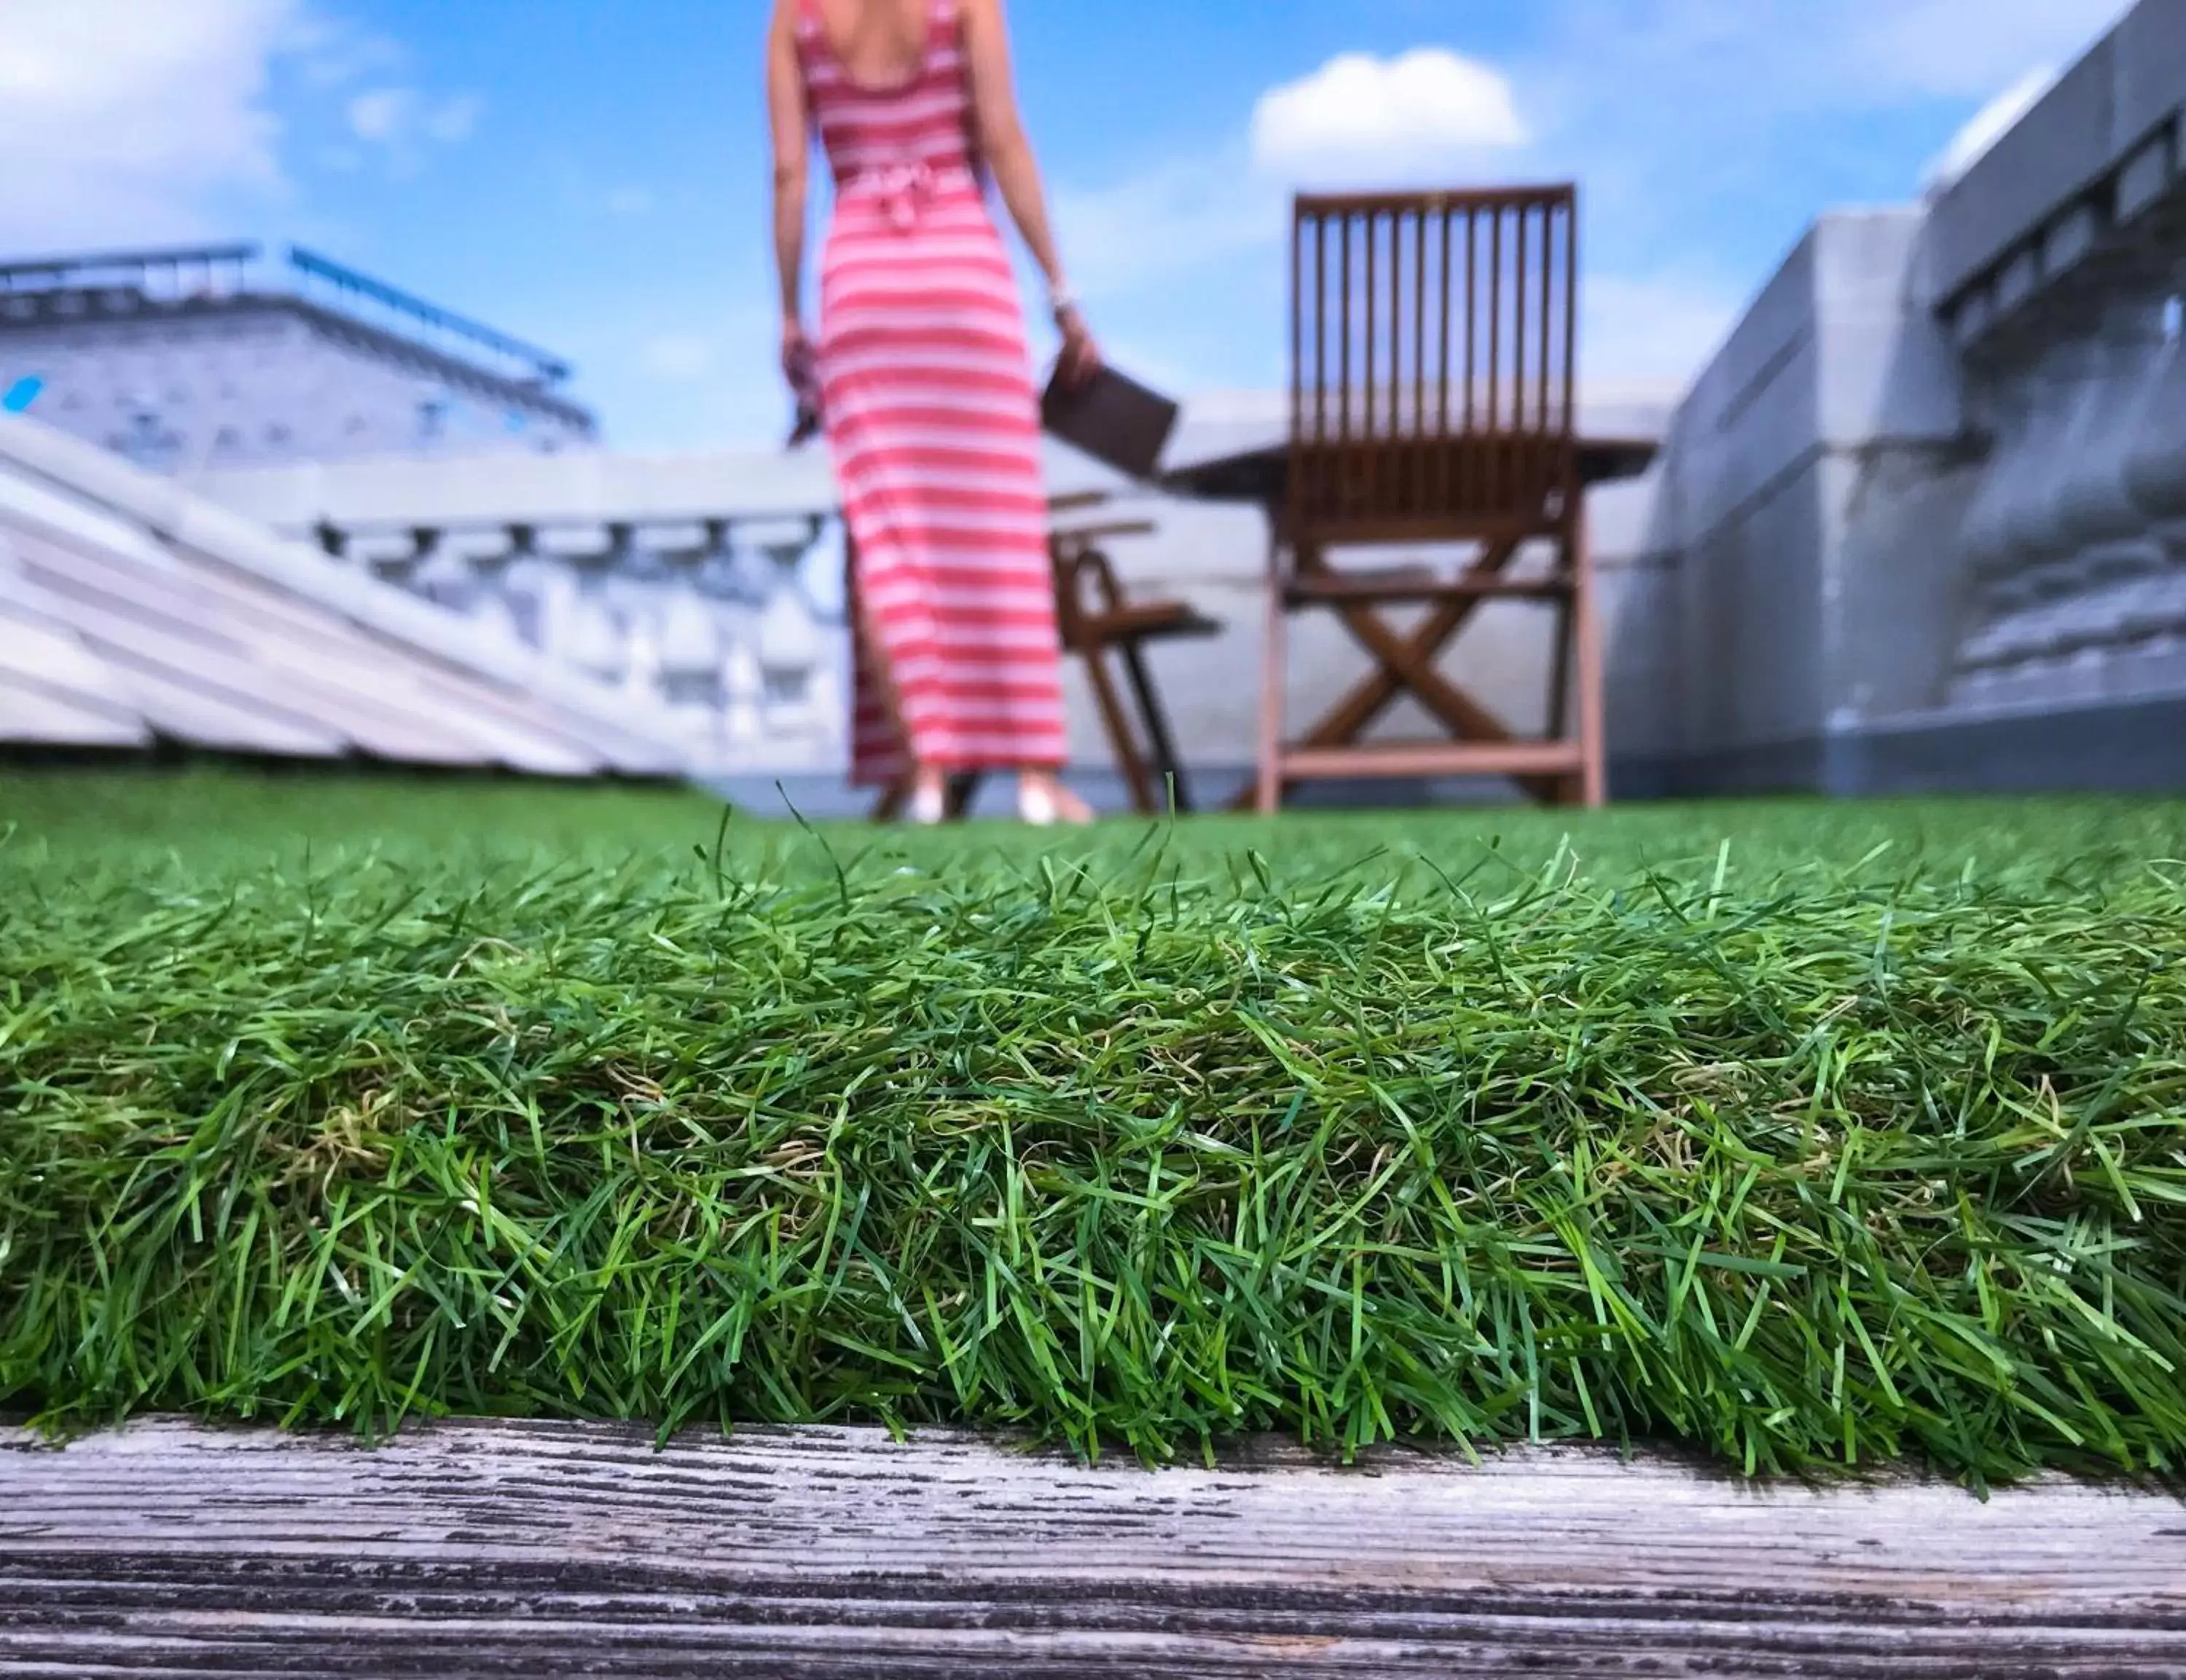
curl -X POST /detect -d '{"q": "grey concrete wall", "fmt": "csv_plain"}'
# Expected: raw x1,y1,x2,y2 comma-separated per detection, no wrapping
1616,209,1994,795
1598,472,1682,766
1629,225,1831,785
1811,213,1981,740
1819,445,1986,731
1926,33,2126,308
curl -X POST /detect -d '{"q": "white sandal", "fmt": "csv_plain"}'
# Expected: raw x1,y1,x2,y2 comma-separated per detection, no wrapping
1019,780,1097,827
1017,780,1057,828
908,780,947,825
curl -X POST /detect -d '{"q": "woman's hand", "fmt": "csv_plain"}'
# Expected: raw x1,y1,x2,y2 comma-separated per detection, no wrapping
781,318,823,445
781,318,816,397
1055,302,1101,388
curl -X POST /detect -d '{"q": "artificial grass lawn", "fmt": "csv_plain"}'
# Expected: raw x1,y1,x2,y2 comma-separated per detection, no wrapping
4,768,2185,1485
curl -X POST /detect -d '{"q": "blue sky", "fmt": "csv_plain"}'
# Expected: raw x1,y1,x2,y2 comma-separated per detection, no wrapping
1,1,2129,451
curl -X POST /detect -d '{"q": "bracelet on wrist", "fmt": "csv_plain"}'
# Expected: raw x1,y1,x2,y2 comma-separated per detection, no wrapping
1047,283,1078,319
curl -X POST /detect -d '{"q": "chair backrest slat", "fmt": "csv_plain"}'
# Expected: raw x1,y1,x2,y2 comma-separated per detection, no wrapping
1288,185,1578,543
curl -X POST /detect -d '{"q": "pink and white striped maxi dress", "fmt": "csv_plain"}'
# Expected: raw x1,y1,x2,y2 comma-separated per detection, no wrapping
796,0,1067,785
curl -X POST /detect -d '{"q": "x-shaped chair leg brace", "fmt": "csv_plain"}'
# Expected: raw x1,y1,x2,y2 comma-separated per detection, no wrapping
1269,538,1567,804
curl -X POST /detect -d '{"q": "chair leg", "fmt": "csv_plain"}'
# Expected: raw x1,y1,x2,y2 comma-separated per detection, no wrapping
1546,562,1578,809
1573,499,1607,809
1083,643,1158,815
1256,529,1286,816
1546,589,1575,746
1119,640,1192,814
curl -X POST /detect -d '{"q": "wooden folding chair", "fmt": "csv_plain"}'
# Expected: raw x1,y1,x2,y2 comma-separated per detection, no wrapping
861,495,1219,821
1257,184,1605,814
1045,492,1219,815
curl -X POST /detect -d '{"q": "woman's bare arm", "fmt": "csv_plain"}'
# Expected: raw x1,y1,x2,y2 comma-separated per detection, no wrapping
766,0,810,327
960,0,1070,306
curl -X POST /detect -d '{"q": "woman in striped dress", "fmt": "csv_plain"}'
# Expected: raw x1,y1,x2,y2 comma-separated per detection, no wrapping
767,0,1101,825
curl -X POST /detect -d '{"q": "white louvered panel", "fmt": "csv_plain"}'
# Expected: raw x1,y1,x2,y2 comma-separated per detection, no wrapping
37,594,337,744
169,533,623,776
163,578,498,766
385,651,616,774
101,659,346,757
530,698,689,775
7,537,380,756
176,548,595,774
402,700,600,776
165,538,385,647
0,587,146,724
1,420,694,779
382,637,673,773
0,674,152,747
561,725,684,777
8,526,241,648
191,538,672,774
496,686,686,775
0,456,184,576
388,674,605,774
5,526,422,761
22,523,500,768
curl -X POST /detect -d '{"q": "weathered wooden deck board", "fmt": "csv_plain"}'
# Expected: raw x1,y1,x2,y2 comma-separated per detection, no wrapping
4,1419,2184,1677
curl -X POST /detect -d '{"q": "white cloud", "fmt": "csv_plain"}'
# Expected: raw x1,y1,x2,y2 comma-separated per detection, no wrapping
345,86,482,166
0,0,298,249
1919,65,2058,197
1046,24,1801,404
1251,50,1528,182
0,0,485,251
422,93,482,146
283,13,406,90
608,0,2126,447
345,87,411,143
1057,47,1533,306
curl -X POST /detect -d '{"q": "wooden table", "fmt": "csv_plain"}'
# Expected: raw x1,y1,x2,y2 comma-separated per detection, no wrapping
1159,433,1660,509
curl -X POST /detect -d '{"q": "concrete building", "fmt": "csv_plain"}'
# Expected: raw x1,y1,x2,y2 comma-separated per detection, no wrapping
0,244,595,474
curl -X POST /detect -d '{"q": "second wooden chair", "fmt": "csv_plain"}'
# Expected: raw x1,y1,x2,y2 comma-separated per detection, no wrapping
864,493,1219,820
